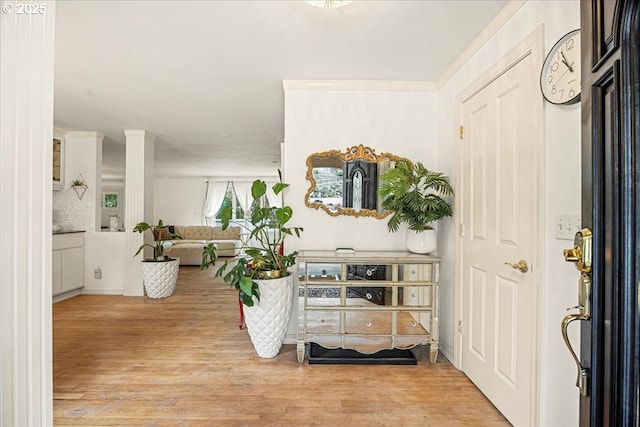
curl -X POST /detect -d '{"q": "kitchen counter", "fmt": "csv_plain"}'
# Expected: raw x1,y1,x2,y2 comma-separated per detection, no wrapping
53,230,85,235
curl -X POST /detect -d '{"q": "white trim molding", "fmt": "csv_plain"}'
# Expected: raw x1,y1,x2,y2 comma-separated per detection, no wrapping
283,80,437,92
0,1,56,425
437,0,526,88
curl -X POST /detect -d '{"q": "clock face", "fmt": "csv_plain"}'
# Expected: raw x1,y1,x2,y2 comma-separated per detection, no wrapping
540,29,581,105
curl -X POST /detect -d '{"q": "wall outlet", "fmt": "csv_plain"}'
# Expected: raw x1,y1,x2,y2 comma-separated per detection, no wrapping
94,267,102,279
555,214,581,240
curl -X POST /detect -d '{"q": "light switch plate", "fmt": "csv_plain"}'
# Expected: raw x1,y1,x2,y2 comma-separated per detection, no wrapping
555,214,581,240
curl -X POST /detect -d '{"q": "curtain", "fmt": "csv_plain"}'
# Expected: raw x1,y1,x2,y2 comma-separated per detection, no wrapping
202,181,228,225
232,181,253,219
265,182,282,208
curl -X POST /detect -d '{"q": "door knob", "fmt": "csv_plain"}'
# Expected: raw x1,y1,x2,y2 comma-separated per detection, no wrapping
504,260,528,273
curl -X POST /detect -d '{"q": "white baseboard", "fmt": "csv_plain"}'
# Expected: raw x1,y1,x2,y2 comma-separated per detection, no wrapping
81,287,124,295
53,289,83,303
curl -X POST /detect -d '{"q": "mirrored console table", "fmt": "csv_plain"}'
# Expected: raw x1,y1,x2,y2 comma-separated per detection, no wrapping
297,250,440,363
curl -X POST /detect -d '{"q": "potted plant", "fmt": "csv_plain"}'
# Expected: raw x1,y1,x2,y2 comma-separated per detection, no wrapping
70,175,88,200
201,171,303,358
378,161,453,254
133,219,182,298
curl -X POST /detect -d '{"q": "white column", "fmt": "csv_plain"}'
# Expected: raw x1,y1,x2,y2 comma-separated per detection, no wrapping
0,2,56,425
123,130,155,296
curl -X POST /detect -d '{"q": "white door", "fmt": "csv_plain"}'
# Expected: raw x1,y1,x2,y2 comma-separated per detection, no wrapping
460,50,539,427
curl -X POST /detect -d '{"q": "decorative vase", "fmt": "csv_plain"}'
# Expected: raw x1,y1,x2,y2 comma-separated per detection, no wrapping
140,258,180,298
243,275,293,358
109,215,119,231
406,228,437,254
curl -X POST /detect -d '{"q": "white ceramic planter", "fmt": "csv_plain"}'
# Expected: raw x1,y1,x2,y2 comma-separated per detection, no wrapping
406,228,437,254
140,258,180,299
243,275,293,358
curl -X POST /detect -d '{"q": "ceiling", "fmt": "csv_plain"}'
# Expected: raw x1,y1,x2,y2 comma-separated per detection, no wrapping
54,0,509,180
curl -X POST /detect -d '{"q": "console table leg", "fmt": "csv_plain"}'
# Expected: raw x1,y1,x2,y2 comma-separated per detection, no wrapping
297,341,305,363
430,345,439,363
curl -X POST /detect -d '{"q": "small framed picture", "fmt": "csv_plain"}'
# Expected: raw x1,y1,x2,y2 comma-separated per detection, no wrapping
101,192,119,208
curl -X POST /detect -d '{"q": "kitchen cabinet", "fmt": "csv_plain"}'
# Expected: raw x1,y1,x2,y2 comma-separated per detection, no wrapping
52,232,84,301
53,137,65,190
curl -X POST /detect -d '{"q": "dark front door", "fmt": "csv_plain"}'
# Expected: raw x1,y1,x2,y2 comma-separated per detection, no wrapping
343,160,378,210
580,2,640,425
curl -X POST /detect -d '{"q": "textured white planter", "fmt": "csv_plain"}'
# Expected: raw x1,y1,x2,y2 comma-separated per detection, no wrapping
243,275,293,358
141,258,180,299
406,228,437,254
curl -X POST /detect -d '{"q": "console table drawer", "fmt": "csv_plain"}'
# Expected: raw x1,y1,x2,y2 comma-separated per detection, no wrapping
297,250,440,363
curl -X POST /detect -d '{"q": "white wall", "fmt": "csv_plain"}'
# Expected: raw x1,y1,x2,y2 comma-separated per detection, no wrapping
283,86,439,253
52,131,103,232
154,175,280,225
154,178,208,225
436,1,581,426
282,84,440,346
82,231,128,295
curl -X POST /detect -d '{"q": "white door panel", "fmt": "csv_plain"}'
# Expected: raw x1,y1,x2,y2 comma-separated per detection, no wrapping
460,51,537,427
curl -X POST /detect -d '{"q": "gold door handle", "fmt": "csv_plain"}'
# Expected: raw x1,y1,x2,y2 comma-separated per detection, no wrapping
561,312,589,396
505,260,528,273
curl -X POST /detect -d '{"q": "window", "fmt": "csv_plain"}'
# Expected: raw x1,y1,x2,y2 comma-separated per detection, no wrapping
215,184,244,221
101,192,119,208
214,182,267,224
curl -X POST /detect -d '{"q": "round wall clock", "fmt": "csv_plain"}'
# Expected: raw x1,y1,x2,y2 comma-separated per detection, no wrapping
540,29,581,105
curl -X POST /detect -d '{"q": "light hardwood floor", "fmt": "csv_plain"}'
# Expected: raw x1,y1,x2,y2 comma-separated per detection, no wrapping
53,264,510,426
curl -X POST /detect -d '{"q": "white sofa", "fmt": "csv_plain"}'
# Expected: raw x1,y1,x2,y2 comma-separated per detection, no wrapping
164,225,242,265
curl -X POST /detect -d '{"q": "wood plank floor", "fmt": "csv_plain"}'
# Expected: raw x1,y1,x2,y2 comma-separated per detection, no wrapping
53,264,510,426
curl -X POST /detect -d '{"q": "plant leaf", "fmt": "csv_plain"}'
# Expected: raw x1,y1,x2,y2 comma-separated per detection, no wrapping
238,276,254,297
251,180,267,200
133,222,150,233
273,182,288,195
275,206,292,225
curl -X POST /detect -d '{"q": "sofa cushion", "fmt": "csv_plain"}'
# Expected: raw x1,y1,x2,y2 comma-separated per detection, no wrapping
182,226,214,240
170,225,241,242
211,226,241,240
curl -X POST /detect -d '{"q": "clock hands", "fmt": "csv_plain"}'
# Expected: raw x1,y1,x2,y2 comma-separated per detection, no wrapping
555,67,571,84
560,50,575,72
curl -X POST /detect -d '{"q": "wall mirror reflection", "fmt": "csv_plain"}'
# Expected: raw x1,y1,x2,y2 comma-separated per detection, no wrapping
305,145,411,218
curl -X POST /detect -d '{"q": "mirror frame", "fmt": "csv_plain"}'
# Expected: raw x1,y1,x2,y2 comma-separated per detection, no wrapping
304,144,412,218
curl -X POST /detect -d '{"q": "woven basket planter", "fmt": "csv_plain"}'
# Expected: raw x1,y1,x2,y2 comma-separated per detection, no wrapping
244,275,293,358
141,258,180,299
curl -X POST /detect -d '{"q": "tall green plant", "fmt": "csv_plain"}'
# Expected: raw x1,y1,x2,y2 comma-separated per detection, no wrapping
201,171,303,306
378,161,453,232
133,219,182,260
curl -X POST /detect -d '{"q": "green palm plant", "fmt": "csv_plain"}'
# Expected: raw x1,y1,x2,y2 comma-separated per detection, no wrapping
378,161,453,232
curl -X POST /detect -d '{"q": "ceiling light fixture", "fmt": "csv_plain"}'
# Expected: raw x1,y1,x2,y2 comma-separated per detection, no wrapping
305,0,352,9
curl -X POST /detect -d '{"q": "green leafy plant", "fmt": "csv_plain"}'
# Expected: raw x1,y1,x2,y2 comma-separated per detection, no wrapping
133,219,182,260
378,161,453,232
201,171,303,306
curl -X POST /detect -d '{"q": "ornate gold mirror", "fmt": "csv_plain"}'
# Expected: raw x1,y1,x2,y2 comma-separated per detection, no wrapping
305,145,411,218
